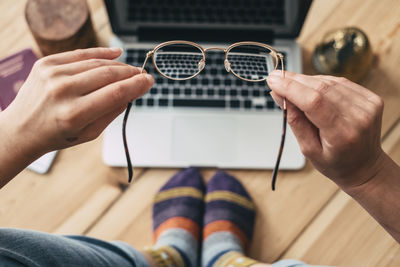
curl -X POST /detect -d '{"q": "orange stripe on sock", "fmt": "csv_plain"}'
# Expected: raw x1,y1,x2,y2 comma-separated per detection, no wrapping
153,217,199,242
203,220,248,248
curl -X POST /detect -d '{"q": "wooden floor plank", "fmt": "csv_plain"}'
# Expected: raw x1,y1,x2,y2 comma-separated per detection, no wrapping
282,122,400,266
52,183,123,235
299,0,344,43
86,169,180,244
0,137,126,233
0,1,40,58
283,190,399,266
87,165,339,262
0,0,399,264
380,245,400,267
87,0,114,47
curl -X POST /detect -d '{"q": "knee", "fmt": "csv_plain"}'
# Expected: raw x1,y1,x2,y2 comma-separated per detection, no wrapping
0,228,65,266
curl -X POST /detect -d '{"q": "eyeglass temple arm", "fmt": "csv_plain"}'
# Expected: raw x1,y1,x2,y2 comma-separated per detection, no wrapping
271,54,287,190
123,52,153,183
123,102,133,182
141,52,152,73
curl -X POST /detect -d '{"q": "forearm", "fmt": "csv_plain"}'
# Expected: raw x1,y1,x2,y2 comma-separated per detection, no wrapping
343,152,400,243
0,110,42,188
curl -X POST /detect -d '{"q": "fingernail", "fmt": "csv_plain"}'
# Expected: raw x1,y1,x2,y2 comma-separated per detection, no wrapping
109,47,122,53
267,75,282,84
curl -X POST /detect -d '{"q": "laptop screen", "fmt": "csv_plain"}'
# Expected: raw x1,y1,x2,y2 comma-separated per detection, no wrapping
105,0,312,41
127,0,285,26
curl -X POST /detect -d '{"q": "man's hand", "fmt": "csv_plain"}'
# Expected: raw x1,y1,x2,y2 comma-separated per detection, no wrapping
267,71,385,190
4,47,153,154
0,47,153,185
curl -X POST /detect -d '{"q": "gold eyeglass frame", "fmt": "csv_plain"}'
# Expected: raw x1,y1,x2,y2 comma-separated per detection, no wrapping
123,40,287,190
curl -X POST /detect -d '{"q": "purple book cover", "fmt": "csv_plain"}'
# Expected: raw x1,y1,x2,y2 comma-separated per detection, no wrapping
0,49,37,111
0,49,57,174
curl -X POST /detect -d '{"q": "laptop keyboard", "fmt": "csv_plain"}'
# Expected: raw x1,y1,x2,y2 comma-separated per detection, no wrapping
126,49,286,110
127,0,285,25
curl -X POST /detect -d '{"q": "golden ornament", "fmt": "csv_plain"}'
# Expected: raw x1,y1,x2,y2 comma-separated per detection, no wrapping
313,27,373,82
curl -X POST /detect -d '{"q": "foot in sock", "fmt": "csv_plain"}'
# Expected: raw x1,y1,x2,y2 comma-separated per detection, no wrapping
145,167,205,267
202,171,258,267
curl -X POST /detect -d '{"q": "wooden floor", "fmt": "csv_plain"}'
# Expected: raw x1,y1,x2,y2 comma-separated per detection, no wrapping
1,0,400,266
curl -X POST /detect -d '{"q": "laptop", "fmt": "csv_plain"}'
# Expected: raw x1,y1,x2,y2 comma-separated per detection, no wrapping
102,0,311,170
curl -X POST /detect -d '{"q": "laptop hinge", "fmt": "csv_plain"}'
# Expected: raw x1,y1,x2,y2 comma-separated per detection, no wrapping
137,27,274,43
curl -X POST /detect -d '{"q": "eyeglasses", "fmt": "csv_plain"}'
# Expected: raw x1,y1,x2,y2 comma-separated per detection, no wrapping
122,40,287,190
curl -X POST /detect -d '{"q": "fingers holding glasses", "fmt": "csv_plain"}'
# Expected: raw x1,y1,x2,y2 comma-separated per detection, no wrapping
68,65,141,95
6,47,154,155
281,71,380,111
270,91,322,158
54,58,130,76
77,73,153,125
316,75,379,102
267,72,338,129
280,72,383,134
273,71,353,107
267,70,384,189
41,47,123,65
77,105,127,144
278,71,375,124
267,71,377,138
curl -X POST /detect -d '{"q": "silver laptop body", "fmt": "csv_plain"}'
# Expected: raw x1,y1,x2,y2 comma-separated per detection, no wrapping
103,0,312,170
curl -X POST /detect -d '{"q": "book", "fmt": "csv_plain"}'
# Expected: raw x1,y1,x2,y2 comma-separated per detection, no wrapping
0,49,57,174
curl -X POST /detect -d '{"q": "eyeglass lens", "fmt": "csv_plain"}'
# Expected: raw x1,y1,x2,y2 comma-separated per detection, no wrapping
227,45,276,81
154,43,204,80
153,43,276,81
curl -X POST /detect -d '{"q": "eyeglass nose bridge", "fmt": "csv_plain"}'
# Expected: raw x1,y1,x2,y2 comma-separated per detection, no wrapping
203,47,226,52
202,47,231,73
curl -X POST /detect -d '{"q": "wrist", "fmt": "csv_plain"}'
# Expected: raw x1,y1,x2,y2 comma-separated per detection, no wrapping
339,152,400,242
0,109,43,186
340,151,395,196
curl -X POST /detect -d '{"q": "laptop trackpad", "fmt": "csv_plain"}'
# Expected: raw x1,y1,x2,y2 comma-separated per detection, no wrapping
172,117,236,164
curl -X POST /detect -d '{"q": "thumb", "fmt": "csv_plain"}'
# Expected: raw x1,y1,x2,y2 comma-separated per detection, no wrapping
271,91,322,158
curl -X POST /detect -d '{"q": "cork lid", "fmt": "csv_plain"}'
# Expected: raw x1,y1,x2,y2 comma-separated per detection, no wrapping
25,0,89,41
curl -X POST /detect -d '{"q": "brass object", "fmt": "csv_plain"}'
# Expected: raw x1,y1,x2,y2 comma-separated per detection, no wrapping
313,27,373,82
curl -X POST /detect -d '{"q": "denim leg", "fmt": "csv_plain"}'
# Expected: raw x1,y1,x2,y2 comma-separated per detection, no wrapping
0,228,150,267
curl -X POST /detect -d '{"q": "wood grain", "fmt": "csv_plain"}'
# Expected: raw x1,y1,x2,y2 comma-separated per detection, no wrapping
0,0,399,266
282,122,400,266
0,137,136,233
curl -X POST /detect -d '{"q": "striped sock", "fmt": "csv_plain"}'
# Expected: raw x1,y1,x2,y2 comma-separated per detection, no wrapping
146,167,205,267
202,171,257,267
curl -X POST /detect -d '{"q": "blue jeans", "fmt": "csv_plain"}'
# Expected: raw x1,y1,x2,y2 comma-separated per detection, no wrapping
0,228,325,267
